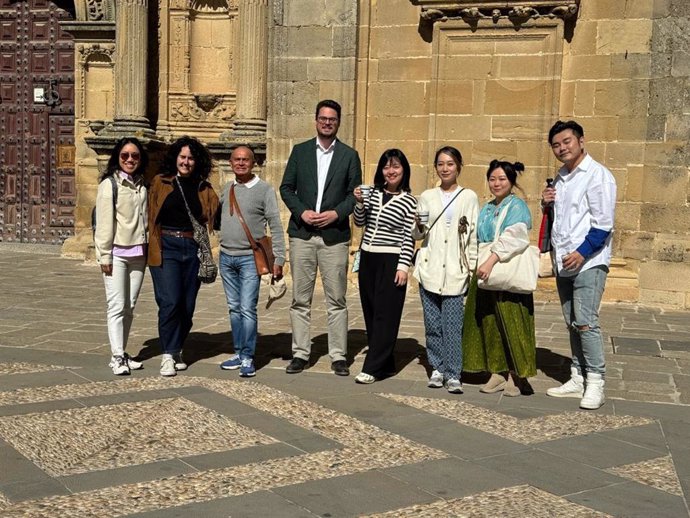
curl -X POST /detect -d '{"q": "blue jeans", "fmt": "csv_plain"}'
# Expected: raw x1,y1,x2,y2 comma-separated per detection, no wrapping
149,235,201,355
220,252,261,359
556,266,608,376
420,287,464,380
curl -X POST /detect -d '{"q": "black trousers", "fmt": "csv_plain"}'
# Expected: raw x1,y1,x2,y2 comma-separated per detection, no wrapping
358,250,407,378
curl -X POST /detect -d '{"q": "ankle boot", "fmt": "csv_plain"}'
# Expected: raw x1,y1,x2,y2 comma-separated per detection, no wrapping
580,372,605,410
503,372,521,397
480,373,507,393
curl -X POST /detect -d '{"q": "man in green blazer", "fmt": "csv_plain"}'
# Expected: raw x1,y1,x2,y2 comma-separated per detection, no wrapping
280,99,362,376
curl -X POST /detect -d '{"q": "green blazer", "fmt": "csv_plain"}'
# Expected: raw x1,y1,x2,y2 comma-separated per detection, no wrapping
280,138,362,245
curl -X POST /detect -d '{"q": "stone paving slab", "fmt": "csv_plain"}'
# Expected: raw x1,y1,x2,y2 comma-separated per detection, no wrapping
1,246,690,516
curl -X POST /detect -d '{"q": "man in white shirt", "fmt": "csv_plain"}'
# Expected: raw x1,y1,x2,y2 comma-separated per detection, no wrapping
542,120,617,410
280,100,362,376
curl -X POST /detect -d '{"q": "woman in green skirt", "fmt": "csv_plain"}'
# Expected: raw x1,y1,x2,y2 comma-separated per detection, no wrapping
463,159,536,396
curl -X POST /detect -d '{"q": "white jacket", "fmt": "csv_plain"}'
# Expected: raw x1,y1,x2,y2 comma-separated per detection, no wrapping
412,186,479,296
94,173,148,265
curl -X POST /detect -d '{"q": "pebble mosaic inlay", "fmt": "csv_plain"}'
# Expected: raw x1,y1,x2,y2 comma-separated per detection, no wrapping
0,378,447,516
380,394,655,444
607,455,683,496
0,362,70,376
0,397,277,476
364,484,613,517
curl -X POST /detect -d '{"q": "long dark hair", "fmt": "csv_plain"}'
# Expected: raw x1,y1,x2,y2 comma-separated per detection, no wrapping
373,148,411,193
160,136,213,181
101,137,148,181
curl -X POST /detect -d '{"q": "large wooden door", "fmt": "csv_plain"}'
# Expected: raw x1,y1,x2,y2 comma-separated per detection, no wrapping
0,0,75,244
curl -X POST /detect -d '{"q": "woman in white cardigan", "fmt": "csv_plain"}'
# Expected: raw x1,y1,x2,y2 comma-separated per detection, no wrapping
412,146,479,393
94,137,149,376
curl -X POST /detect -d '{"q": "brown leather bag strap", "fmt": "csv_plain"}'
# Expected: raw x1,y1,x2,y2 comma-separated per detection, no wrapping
230,183,259,250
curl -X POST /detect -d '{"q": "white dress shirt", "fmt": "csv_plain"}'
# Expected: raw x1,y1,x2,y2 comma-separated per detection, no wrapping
551,153,617,276
315,138,336,213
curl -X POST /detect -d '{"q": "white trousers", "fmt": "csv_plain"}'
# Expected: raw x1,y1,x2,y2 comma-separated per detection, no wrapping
102,255,146,357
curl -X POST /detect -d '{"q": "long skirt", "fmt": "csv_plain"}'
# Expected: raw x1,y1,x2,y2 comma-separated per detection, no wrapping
462,275,537,378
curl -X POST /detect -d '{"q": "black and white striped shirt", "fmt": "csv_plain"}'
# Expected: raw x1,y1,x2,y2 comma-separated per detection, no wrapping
354,189,417,271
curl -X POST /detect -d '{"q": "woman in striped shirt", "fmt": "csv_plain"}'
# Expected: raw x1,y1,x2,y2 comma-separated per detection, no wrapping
353,149,417,384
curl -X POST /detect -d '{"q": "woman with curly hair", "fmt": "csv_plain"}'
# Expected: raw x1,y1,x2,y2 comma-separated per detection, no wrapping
94,137,149,375
148,136,219,377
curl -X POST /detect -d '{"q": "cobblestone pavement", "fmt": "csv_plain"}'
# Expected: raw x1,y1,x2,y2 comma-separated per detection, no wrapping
0,244,688,517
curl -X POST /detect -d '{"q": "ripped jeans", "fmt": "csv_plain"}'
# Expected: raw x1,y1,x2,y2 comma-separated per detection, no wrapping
556,266,608,376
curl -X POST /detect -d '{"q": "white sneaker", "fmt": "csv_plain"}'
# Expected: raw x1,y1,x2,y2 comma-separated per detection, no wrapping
123,353,143,370
160,357,176,377
580,373,605,410
355,372,376,384
173,353,188,371
445,378,464,394
546,367,584,398
427,369,443,388
109,355,130,376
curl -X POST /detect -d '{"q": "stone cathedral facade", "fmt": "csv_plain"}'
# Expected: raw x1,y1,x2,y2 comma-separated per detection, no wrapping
1,0,688,308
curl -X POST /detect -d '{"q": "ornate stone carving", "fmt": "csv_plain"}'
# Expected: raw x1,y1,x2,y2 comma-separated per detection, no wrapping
85,0,115,21
78,43,115,65
411,0,580,27
170,99,236,122
190,0,231,13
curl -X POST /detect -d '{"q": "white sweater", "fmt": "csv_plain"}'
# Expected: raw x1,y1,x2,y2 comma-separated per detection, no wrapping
94,173,148,265
412,186,479,296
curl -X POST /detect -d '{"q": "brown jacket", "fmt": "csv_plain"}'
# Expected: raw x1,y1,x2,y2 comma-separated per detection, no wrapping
147,174,219,267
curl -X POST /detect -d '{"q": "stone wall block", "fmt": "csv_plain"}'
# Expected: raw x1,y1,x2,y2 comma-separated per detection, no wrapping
567,21,597,55
484,80,553,115
606,143,646,167
434,115,491,142
653,235,690,262
619,230,654,259
640,204,690,233
666,114,690,141
649,77,686,115
372,1,418,26
491,116,551,141
625,165,644,201
610,168,628,201
370,25,430,58
594,80,650,116
287,27,334,57
368,81,428,116
471,140,518,168
641,166,688,203
614,203,641,231
596,20,653,55
499,55,557,79
640,288,685,307
573,81,595,116
639,261,690,291
644,143,688,166
440,56,493,80
617,116,649,141
307,57,356,81
671,50,690,76
333,25,357,57
367,115,429,141
610,53,652,79
378,57,432,81
435,80,474,114
563,55,611,80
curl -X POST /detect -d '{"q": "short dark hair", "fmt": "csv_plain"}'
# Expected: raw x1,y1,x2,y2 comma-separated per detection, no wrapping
373,148,412,193
161,136,213,181
486,159,525,189
548,120,584,144
102,137,148,181
434,146,463,169
315,99,341,120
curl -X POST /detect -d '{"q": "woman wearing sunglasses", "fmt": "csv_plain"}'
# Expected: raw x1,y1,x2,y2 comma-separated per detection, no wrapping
94,137,149,376
148,136,219,377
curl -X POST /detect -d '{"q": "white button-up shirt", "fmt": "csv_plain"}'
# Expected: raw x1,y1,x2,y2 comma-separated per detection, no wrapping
315,138,336,213
551,153,617,277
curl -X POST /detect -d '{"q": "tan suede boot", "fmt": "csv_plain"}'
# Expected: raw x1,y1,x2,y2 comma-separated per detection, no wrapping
480,373,507,393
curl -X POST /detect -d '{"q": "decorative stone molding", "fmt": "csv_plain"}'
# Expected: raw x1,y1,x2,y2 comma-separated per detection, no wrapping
411,0,579,26
74,0,116,21
77,43,115,65
170,96,236,122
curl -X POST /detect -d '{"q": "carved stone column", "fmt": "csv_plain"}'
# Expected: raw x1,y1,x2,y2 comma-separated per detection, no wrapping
231,0,268,138
110,0,154,135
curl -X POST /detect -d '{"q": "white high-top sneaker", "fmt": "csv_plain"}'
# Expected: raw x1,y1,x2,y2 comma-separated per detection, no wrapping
580,373,605,410
546,367,584,398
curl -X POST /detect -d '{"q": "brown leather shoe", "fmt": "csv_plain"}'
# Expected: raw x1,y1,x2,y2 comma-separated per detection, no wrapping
331,360,350,376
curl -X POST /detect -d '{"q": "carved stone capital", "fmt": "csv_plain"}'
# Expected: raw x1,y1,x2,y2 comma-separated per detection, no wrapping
411,0,580,27
77,43,115,65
